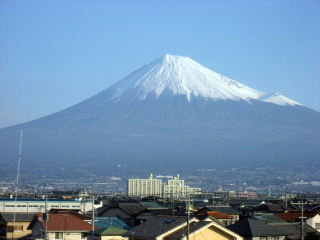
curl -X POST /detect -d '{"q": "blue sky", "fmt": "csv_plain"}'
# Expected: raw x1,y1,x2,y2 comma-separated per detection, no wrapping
1,0,319,128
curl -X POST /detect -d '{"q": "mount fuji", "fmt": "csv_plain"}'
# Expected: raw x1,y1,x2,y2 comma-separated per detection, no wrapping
1,54,319,174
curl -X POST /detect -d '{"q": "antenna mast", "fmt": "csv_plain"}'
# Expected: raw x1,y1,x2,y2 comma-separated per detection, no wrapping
91,196,95,240
12,131,23,240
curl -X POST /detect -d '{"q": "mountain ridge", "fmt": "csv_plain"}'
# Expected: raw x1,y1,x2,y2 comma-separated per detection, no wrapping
0,54,319,174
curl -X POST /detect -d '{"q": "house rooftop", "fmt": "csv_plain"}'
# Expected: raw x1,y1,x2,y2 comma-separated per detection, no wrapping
277,211,320,222
227,218,289,237
28,212,95,232
99,227,127,236
138,201,165,209
165,221,212,240
0,213,36,222
205,206,240,215
124,216,187,238
118,203,146,216
207,211,233,219
254,214,287,224
93,217,129,230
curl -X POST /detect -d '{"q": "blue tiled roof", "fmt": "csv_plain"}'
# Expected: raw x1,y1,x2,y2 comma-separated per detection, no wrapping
94,217,130,230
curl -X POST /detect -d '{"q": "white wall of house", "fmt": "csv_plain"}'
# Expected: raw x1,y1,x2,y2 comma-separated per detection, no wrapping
47,231,87,240
306,214,320,232
101,236,127,240
251,237,286,240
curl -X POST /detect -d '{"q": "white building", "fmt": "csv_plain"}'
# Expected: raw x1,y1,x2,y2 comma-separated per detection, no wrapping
128,174,163,197
0,198,99,213
128,174,201,199
164,174,201,199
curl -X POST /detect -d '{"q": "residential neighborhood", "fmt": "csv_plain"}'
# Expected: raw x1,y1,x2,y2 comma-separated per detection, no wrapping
1,176,320,240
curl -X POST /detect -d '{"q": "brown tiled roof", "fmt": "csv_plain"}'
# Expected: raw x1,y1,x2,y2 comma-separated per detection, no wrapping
33,213,96,231
207,211,233,219
277,211,320,222
48,209,91,220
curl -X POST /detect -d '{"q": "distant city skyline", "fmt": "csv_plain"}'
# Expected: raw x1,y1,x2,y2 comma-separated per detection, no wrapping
1,0,320,128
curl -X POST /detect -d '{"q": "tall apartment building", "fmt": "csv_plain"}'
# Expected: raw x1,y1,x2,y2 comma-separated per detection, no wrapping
128,174,201,199
164,174,202,199
128,174,163,197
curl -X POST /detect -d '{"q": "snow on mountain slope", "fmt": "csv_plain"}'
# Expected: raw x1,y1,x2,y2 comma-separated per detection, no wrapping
0,54,318,173
108,54,301,107
260,92,302,106
109,54,264,101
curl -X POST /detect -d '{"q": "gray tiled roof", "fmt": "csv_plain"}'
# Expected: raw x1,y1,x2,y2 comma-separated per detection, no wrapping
0,213,36,222
118,203,146,215
227,218,288,237
255,214,287,224
272,222,320,239
139,202,165,209
206,206,240,215
124,216,187,238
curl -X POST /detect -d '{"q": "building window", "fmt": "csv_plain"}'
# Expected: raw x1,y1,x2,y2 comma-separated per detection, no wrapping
55,232,64,239
315,223,320,230
81,232,86,239
260,237,267,240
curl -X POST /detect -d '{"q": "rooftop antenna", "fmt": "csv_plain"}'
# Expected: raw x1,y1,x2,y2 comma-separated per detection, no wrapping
12,130,23,240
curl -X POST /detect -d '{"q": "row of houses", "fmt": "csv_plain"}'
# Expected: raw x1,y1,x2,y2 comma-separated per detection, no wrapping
1,199,320,240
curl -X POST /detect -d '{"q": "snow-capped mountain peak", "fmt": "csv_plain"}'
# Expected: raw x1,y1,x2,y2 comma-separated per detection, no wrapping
260,92,302,106
108,54,302,107
110,54,264,101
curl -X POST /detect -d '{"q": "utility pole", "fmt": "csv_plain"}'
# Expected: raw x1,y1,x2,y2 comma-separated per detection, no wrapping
45,195,48,240
284,188,288,208
185,192,191,240
91,196,95,240
291,200,307,240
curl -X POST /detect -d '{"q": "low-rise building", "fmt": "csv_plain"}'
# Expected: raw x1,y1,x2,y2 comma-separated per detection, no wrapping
28,210,94,240
124,216,243,240
213,190,258,200
0,198,98,213
0,213,35,240
196,206,240,224
227,218,288,240
277,211,320,232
